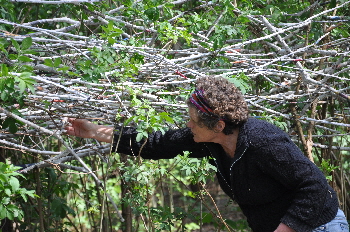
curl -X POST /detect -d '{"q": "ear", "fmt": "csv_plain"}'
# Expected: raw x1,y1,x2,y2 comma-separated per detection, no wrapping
214,120,225,133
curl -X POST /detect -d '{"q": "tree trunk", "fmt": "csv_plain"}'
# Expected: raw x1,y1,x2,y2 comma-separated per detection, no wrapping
120,154,132,232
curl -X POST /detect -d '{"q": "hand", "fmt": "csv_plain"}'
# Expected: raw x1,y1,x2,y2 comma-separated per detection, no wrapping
64,118,114,143
64,118,97,139
274,223,296,232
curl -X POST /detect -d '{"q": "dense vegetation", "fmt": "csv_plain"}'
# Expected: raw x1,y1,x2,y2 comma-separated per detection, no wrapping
0,0,349,231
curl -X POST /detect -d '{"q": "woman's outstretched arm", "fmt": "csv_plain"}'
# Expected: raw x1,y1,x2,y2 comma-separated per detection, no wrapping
65,118,114,143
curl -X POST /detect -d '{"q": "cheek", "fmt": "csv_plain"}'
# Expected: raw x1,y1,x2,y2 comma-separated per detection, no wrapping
187,121,195,129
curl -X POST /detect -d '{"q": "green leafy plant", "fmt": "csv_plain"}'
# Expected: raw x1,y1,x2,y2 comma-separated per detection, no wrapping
100,21,124,44
225,72,252,95
174,151,217,185
262,116,289,131
319,159,339,181
0,37,37,111
125,89,174,142
0,160,36,220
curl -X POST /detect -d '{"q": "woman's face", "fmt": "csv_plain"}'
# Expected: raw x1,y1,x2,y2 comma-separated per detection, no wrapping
187,107,218,143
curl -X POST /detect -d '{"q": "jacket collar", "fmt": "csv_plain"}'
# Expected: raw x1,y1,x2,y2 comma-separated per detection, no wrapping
204,119,250,163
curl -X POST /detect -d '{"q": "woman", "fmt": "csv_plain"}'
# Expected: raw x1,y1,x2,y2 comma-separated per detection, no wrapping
65,76,348,232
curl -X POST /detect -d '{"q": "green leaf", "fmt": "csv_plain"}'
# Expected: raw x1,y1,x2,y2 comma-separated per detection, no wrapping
136,132,144,142
106,56,114,64
0,162,6,172
2,118,13,129
20,72,31,79
0,91,8,101
51,198,68,218
237,15,250,23
19,80,26,93
0,174,6,183
111,28,123,35
12,208,19,218
0,204,5,219
124,116,135,126
24,190,36,199
330,0,337,8
18,55,32,62
4,188,11,196
144,7,160,21
8,54,17,60
27,84,36,94
159,112,174,123
11,38,20,52
44,59,54,67
1,197,10,205
11,109,23,118
22,77,36,85
57,66,69,72
1,64,8,76
21,37,32,50
9,122,18,134
7,211,14,220
9,176,19,192
53,58,61,67
0,38,9,55
20,193,28,202
226,73,251,94
123,0,132,7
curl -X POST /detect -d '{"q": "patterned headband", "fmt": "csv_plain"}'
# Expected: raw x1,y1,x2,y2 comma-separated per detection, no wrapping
189,89,222,119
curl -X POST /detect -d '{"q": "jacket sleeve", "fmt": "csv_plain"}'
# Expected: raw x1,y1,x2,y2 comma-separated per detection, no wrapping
249,121,338,231
111,126,211,160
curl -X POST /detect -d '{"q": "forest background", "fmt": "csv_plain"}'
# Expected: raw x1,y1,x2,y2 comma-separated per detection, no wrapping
0,0,349,231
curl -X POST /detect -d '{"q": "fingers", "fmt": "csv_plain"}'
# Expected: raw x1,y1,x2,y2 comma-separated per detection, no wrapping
64,118,78,135
68,118,89,125
64,127,75,136
63,118,93,138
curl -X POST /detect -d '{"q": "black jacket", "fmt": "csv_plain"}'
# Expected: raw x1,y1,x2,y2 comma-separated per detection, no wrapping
112,117,338,232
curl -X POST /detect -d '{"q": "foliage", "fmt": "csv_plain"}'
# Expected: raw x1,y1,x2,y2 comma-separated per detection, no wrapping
111,151,217,231
0,161,36,221
0,37,36,111
319,159,339,181
124,91,174,142
174,151,217,185
226,72,252,95
0,0,349,231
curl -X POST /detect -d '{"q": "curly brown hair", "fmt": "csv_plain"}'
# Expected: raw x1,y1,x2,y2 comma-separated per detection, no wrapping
187,76,249,135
